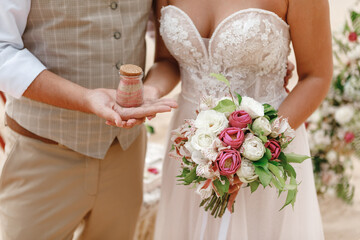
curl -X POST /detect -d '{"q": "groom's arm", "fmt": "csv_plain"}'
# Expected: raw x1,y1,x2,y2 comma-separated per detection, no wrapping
23,70,177,128
278,0,333,129
0,0,177,128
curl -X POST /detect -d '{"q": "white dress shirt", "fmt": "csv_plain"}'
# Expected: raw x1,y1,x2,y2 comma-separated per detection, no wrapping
0,0,46,99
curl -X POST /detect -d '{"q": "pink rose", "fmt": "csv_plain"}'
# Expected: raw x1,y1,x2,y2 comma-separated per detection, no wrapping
349,32,358,42
219,127,245,149
215,149,241,176
265,140,281,160
229,110,252,129
344,132,355,143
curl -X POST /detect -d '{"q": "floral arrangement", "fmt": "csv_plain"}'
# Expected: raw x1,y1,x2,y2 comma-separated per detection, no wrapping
170,74,309,218
307,5,360,203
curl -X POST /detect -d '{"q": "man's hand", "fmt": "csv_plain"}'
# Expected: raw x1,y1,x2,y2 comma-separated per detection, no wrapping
85,88,177,128
284,61,295,93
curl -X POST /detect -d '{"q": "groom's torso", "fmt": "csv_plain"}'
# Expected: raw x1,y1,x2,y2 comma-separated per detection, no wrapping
5,0,153,159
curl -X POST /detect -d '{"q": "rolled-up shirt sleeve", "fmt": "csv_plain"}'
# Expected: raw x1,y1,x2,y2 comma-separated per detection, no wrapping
0,0,46,99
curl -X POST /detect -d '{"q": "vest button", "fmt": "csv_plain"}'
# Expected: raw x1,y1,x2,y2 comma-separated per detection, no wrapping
114,32,121,39
110,2,118,10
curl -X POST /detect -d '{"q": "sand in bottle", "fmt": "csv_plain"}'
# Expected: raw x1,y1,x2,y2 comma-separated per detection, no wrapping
116,64,144,108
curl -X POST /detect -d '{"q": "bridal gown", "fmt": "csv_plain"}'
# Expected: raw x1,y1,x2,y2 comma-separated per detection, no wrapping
154,6,324,240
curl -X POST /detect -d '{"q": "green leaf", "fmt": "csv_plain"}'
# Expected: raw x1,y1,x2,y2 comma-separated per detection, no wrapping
263,104,278,121
213,176,230,197
249,181,260,193
278,152,287,163
280,176,298,210
258,134,268,143
176,168,190,178
235,92,242,105
145,124,155,134
213,99,236,113
285,153,309,163
252,157,268,169
271,178,283,191
255,166,272,187
268,162,285,187
265,148,272,160
284,183,297,191
210,73,230,87
183,167,197,185
182,157,192,166
351,11,360,23
283,163,296,178
263,104,277,114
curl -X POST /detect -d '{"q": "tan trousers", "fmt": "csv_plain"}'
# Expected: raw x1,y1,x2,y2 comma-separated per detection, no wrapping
0,127,146,240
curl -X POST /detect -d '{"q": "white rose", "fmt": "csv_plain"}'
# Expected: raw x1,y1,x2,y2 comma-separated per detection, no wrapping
240,134,266,161
236,159,258,183
238,96,264,118
190,130,216,151
326,150,338,164
252,117,272,136
334,105,354,125
195,110,229,134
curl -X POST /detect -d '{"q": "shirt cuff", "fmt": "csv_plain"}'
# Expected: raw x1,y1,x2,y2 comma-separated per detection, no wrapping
0,48,46,99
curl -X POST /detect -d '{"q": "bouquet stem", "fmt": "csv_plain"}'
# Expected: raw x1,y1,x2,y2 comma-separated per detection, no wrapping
201,191,233,218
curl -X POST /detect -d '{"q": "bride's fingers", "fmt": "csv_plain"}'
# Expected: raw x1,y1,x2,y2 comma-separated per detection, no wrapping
147,114,156,120
119,105,172,120
124,118,146,128
144,98,178,108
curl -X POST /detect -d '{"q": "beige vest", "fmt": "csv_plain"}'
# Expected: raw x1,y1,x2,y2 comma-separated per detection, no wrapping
5,0,152,159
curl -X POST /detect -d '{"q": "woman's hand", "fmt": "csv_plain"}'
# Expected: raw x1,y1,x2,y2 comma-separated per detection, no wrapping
284,61,295,93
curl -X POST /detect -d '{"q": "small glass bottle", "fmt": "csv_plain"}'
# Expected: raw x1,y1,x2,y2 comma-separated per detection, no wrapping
116,64,144,108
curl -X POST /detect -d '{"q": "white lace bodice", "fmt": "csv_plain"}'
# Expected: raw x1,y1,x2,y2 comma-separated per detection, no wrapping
160,6,291,109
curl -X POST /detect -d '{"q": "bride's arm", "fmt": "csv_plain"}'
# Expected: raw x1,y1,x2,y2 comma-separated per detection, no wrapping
278,0,333,129
143,0,181,99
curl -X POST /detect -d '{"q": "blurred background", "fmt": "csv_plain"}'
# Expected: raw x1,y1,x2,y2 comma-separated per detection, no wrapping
0,0,359,239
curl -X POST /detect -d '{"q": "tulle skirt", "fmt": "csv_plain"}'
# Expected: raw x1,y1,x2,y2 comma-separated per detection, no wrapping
154,95,324,240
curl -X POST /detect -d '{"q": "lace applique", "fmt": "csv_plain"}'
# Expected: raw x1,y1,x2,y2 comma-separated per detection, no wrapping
160,6,291,109
159,8,207,70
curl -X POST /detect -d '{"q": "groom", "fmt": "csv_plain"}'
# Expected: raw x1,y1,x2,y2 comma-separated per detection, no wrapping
0,0,177,239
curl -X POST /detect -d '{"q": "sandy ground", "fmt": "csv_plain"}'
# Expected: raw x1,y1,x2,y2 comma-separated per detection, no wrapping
145,0,360,239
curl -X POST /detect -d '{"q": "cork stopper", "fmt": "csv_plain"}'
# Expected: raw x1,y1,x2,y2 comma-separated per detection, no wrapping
119,64,143,76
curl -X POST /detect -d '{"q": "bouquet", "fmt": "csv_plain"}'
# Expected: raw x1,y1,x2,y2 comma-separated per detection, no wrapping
170,74,309,218
307,4,360,203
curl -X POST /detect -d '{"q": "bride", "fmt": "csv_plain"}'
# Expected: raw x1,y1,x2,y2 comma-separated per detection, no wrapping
144,0,332,239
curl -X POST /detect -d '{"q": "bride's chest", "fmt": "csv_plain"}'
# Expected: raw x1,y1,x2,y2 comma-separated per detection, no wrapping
159,6,291,74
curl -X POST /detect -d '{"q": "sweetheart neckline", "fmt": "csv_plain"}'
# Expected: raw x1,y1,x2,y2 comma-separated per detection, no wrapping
162,5,289,41
161,5,290,61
